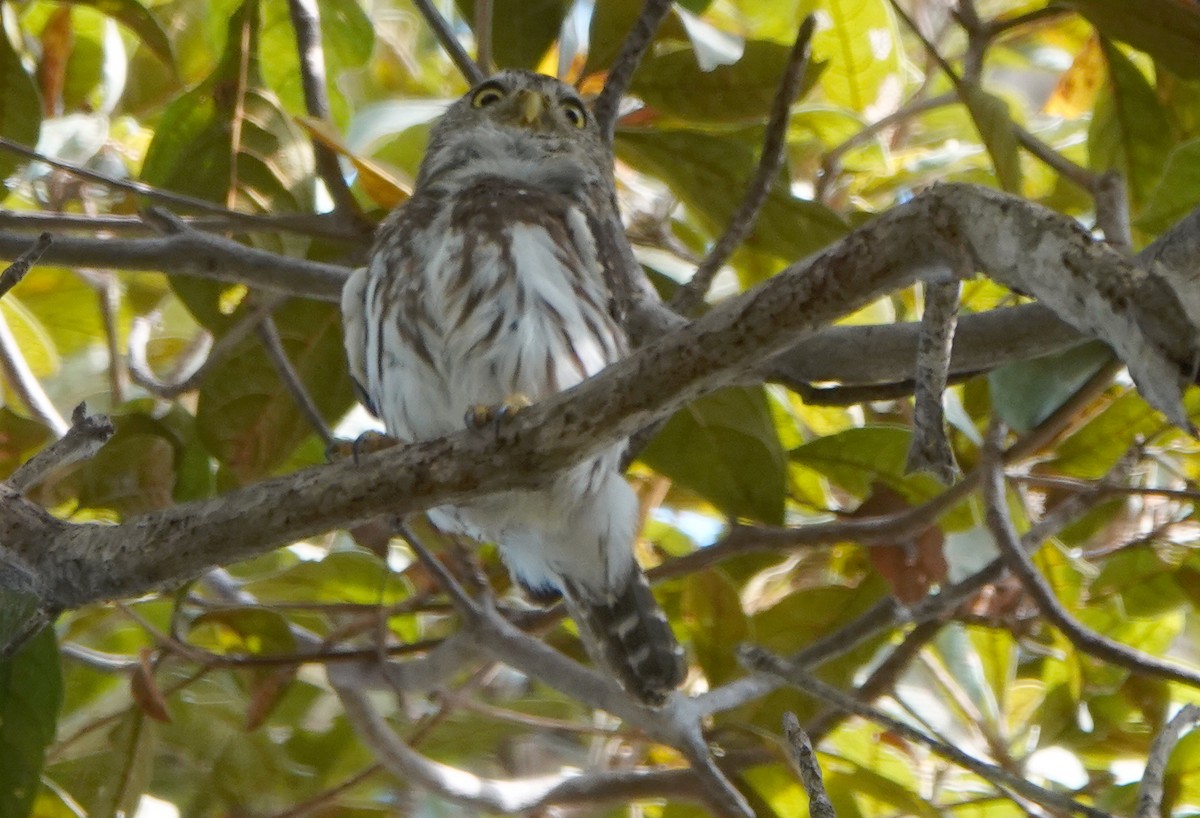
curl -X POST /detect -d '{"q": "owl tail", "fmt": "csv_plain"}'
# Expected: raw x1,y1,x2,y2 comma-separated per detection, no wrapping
564,569,686,706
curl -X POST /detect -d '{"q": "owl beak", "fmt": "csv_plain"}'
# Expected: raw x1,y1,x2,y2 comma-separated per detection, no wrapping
515,89,547,127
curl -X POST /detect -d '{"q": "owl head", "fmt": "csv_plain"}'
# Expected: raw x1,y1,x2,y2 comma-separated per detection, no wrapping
416,70,609,195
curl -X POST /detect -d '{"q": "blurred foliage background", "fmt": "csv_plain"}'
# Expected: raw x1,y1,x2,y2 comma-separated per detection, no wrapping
3,0,1200,816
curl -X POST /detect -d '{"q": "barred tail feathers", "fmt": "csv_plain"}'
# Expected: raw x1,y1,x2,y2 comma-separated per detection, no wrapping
564,568,686,706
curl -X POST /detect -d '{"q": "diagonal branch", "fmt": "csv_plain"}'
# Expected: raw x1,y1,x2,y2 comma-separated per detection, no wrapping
741,645,1115,817
410,0,485,84
286,0,366,226
0,184,1194,614
671,15,816,314
981,426,1200,691
593,0,674,143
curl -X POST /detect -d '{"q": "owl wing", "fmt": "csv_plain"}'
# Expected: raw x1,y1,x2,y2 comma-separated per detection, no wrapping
340,265,379,417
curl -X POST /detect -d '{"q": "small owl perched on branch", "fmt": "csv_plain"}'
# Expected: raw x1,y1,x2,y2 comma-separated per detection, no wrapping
341,70,686,705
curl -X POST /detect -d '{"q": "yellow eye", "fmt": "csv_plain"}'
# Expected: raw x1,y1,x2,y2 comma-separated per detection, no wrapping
561,100,587,129
471,84,505,108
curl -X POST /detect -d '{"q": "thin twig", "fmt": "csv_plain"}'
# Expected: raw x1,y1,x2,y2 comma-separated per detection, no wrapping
0,137,290,220
905,278,961,481
1136,704,1200,818
286,0,364,225
0,228,351,301
671,15,815,314
410,0,485,84
806,619,943,742
593,0,674,143
740,646,1113,818
7,404,114,493
474,0,494,74
0,232,51,298
782,713,836,818
256,312,335,447
0,308,68,435
128,294,287,398
265,764,384,818
981,424,1200,691
0,209,355,240
1092,170,1132,253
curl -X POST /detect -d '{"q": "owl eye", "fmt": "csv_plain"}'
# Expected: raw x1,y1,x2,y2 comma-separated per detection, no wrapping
471,83,506,108
560,100,587,129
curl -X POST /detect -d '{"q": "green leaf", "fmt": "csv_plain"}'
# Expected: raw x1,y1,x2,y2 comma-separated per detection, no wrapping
1092,546,1186,617
260,0,373,127
961,84,1022,192
582,0,689,77
455,0,570,70
639,387,786,524
631,40,822,122
988,340,1114,434
196,300,354,483
140,0,314,330
1046,389,1162,479
813,0,901,114
616,128,847,264
0,22,41,187
1089,40,1173,209
1137,137,1200,235
0,629,62,818
681,570,748,685
1069,0,1200,79
789,426,944,505
60,0,174,65
74,710,157,818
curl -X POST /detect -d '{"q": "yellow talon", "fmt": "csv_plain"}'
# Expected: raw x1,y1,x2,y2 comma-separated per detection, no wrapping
326,431,400,464
465,393,532,430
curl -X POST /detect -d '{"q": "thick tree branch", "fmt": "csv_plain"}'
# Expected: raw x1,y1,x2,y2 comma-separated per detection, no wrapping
0,184,1194,615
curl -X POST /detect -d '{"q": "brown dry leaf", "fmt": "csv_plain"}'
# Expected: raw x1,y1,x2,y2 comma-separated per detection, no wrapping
1045,34,1104,117
37,6,72,117
245,667,297,731
129,649,172,723
296,116,411,208
856,483,947,605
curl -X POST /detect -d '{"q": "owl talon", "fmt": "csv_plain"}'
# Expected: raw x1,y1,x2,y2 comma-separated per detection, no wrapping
326,431,400,464
465,393,532,431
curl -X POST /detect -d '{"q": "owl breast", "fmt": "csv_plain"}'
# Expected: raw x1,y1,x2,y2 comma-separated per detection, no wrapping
365,175,625,444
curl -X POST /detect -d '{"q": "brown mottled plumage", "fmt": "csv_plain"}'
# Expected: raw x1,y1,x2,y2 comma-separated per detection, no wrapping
341,70,685,705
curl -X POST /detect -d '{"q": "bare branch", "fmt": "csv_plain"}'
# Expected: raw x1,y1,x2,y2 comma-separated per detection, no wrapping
474,0,493,74
0,137,297,220
6,404,114,494
981,425,1200,690
410,0,485,85
286,0,365,225
0,232,51,298
0,184,1194,611
0,309,68,435
740,646,1113,818
0,209,356,240
593,0,674,143
1136,704,1200,818
905,279,962,481
0,228,351,300
782,713,836,818
256,312,335,447
671,15,816,314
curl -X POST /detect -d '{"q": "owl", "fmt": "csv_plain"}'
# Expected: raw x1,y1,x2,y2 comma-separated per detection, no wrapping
341,70,686,705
